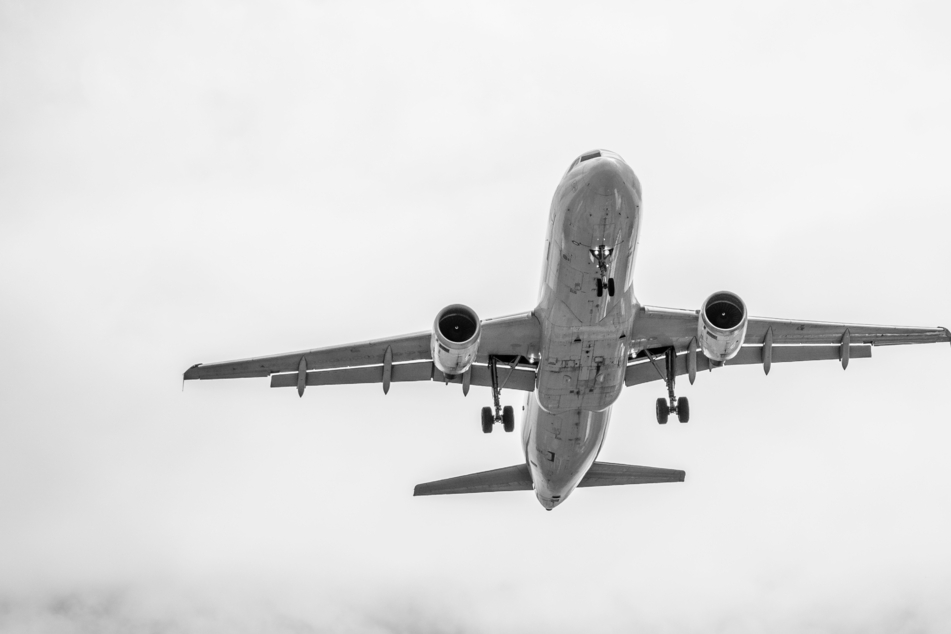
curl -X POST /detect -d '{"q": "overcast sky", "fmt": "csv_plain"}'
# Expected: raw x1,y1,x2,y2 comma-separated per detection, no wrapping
2,1,951,632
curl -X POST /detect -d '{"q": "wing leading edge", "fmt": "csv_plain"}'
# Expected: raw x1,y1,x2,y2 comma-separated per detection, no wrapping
183,311,542,393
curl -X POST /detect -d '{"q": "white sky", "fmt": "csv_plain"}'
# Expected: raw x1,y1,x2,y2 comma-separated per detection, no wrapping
2,1,951,632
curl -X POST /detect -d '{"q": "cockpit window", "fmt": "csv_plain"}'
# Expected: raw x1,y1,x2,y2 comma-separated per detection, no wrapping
563,158,580,177
564,149,613,178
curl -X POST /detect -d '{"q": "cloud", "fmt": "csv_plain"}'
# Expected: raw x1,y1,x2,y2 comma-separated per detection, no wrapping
0,583,479,634
1,572,950,634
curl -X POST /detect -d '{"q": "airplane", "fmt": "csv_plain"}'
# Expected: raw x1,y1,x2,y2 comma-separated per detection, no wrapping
183,149,950,511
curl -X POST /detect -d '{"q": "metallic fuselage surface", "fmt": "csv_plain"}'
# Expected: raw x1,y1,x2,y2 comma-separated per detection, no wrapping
523,151,643,509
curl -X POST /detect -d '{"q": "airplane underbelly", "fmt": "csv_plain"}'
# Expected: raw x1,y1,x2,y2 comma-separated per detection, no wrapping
535,193,637,414
536,326,627,413
525,153,641,508
525,394,610,502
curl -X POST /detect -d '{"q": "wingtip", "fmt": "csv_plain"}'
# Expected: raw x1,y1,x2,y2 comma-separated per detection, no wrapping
183,363,202,381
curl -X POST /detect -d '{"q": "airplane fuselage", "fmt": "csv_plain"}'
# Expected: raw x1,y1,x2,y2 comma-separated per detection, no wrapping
523,150,643,509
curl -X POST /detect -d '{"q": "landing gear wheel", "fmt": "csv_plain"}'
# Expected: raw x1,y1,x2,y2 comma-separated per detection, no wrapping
596,278,604,297
677,397,690,423
656,398,669,425
607,278,615,297
502,406,515,432
481,407,494,434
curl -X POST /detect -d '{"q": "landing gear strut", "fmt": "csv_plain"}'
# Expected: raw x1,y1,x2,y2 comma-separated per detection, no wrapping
590,245,615,298
652,348,690,424
482,356,515,433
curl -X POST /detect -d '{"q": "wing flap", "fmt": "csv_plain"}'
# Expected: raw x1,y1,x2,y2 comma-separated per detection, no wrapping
625,344,872,387
269,362,435,388
443,364,536,392
414,464,534,496
269,361,537,392
578,462,685,487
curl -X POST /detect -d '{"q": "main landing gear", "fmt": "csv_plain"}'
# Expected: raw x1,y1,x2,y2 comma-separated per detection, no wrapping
481,406,514,434
590,245,615,298
652,348,690,425
482,356,515,434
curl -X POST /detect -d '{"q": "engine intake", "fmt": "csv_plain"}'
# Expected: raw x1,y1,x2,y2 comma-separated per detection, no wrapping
698,291,748,364
432,304,481,375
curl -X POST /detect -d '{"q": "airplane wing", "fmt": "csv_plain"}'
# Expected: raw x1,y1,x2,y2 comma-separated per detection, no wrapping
626,305,951,387
183,311,541,394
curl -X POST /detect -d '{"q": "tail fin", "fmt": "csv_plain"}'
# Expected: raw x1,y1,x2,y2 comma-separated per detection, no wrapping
413,462,684,496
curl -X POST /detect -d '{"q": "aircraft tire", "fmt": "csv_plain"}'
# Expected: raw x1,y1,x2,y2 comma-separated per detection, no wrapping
596,278,604,297
656,398,669,424
502,406,515,432
677,397,690,423
481,407,494,433
608,278,615,297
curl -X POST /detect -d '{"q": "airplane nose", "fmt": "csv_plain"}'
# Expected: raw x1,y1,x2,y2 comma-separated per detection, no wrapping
584,158,626,195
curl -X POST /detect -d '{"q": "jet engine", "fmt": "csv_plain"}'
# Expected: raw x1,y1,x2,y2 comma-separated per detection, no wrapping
431,304,481,376
698,291,748,364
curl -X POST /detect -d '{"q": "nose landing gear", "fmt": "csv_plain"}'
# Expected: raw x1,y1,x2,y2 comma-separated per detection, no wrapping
590,245,616,298
596,277,616,298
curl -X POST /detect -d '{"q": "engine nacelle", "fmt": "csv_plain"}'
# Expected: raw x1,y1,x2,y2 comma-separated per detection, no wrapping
431,304,481,376
698,291,748,364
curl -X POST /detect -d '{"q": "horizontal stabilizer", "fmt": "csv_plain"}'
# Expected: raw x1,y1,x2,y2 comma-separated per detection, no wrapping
578,461,685,487
413,461,684,496
414,464,533,496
